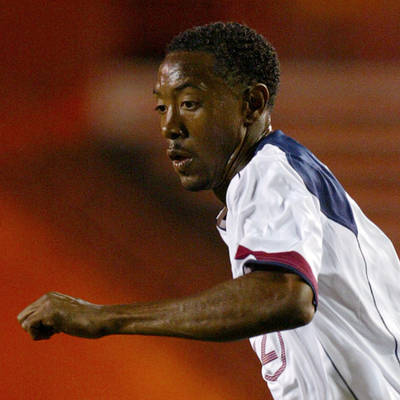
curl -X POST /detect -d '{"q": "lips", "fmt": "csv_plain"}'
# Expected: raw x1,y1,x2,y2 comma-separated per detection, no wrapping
167,148,193,171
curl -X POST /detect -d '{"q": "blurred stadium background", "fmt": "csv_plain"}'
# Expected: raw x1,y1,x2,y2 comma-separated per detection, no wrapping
2,1,399,399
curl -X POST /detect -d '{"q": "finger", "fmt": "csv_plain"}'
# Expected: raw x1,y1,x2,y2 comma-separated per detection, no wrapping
17,295,47,322
31,325,56,341
17,292,56,323
26,320,58,341
21,316,34,332
17,307,37,324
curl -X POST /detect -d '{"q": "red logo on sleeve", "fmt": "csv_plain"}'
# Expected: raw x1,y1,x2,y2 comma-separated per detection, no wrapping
261,332,287,381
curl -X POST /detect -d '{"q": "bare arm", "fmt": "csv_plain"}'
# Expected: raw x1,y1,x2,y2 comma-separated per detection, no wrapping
18,270,315,341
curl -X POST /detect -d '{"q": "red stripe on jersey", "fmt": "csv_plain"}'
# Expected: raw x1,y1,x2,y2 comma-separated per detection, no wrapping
235,245,318,304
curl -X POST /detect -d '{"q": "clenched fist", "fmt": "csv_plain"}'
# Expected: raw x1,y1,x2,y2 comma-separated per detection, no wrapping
17,292,107,340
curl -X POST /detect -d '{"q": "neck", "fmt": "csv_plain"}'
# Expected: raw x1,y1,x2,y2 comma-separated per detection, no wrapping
213,124,272,204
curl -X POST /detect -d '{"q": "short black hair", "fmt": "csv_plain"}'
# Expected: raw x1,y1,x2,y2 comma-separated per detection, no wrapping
166,22,280,109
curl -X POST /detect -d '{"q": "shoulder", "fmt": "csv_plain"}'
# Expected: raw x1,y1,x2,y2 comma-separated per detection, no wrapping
232,130,358,235
227,139,307,208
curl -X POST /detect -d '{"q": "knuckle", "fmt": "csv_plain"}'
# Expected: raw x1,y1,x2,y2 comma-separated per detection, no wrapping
42,291,57,301
41,292,59,311
43,292,54,300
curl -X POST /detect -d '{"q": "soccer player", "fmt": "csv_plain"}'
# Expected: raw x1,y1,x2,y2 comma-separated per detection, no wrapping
18,22,400,399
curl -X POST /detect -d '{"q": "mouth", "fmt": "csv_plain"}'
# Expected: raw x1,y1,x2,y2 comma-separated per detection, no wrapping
172,156,192,170
167,149,193,171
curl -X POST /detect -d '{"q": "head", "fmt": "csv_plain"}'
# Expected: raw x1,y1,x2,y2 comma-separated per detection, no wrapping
154,22,280,202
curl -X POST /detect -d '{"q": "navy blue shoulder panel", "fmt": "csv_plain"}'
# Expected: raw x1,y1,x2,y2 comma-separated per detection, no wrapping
256,130,358,235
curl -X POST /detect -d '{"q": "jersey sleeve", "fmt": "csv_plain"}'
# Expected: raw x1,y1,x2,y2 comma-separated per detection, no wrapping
227,154,323,306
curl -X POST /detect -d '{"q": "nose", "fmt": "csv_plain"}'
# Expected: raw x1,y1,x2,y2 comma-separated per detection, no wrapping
161,106,185,140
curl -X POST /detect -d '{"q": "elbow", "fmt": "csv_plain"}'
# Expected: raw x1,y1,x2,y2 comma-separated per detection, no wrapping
279,298,314,331
295,298,315,327
287,281,316,328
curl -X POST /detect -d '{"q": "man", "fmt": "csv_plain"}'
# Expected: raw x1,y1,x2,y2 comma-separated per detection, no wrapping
18,22,400,399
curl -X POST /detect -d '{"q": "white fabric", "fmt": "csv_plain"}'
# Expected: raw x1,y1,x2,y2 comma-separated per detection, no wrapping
217,136,400,399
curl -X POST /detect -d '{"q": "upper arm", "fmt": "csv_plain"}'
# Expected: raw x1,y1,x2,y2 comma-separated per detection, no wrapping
227,155,323,309
246,269,315,330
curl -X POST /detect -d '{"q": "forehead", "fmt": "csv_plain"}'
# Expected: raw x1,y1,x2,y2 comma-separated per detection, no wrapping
155,51,224,93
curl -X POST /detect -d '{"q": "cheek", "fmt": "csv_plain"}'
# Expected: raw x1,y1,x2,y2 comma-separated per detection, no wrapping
188,100,242,163
214,98,243,142
212,116,242,156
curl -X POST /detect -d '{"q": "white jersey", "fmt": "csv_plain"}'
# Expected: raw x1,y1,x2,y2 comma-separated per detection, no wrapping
217,130,400,399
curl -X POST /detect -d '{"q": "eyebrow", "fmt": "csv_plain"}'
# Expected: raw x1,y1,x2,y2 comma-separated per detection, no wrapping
153,82,207,96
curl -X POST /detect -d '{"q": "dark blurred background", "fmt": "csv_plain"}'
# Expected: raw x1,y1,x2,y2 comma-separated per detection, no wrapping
2,1,399,399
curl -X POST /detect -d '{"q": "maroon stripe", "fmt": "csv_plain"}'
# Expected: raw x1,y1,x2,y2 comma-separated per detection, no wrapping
235,245,318,302
262,350,278,364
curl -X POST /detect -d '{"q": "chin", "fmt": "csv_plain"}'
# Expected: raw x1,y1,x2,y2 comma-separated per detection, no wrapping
179,175,210,192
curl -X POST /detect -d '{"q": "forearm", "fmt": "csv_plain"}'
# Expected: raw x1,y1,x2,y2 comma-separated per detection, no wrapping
18,271,314,341
100,271,314,341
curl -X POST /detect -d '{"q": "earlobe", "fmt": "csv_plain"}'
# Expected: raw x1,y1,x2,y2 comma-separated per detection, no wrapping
243,84,270,125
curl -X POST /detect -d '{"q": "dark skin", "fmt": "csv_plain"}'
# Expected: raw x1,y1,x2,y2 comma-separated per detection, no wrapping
18,51,315,342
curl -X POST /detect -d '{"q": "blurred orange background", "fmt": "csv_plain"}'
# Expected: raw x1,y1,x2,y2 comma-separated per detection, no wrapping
2,1,399,399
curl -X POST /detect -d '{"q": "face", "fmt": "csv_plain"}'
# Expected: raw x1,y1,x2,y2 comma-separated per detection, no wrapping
154,51,245,192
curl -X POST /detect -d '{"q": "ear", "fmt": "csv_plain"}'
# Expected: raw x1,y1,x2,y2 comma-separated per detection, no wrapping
243,84,270,126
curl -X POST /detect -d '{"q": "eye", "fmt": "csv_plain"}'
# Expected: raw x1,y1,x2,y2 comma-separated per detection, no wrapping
181,101,199,111
155,104,167,114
